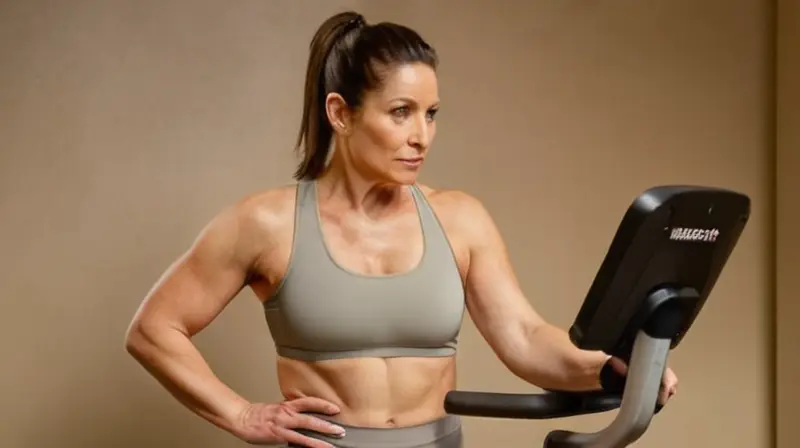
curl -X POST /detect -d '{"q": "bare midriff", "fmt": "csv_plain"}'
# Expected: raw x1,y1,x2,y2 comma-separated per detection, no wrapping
277,355,457,428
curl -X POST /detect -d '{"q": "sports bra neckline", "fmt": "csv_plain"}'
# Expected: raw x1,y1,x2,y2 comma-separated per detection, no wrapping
307,180,430,280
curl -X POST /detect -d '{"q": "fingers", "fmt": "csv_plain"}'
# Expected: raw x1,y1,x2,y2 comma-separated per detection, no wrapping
609,359,679,406
658,385,677,405
609,357,629,375
273,425,336,448
283,412,346,438
604,360,678,406
272,411,346,448
658,370,678,405
285,397,341,415
658,386,670,405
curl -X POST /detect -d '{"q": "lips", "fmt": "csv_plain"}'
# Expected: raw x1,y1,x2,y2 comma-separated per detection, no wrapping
398,158,423,169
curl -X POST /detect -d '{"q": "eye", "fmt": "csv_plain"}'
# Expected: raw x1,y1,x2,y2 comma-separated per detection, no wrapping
426,108,439,122
391,106,410,118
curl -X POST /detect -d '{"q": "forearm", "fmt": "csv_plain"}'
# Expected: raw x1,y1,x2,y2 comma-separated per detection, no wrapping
125,322,250,434
506,322,609,391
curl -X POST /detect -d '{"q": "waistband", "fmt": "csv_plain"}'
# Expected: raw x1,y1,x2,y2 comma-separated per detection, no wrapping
291,413,463,448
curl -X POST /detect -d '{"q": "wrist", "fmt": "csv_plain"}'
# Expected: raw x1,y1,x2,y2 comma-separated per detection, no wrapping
575,352,611,391
219,396,253,436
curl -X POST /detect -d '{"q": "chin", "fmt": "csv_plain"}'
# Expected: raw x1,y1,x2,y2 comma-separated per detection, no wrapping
387,170,420,186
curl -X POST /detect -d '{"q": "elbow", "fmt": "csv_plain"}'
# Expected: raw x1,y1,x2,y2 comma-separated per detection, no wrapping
123,315,187,359
124,320,147,357
123,317,165,359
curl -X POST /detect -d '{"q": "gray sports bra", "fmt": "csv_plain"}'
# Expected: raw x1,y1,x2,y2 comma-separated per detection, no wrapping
263,180,466,361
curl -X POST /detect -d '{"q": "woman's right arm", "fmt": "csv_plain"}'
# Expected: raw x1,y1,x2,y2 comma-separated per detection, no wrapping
123,198,345,447
124,201,263,433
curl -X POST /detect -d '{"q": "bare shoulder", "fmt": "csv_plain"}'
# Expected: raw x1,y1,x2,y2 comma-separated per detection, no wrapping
228,183,298,232
416,184,497,244
192,183,298,263
418,184,491,219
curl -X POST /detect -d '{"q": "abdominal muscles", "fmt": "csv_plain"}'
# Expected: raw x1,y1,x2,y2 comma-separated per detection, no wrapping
277,355,457,428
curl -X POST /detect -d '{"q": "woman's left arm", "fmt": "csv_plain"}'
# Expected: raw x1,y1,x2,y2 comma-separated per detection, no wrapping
455,192,677,399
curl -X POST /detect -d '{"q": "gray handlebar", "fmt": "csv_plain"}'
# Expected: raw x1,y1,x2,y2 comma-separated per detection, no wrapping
444,390,622,420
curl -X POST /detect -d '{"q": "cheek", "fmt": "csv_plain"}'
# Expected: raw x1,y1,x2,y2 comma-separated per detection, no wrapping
357,118,407,155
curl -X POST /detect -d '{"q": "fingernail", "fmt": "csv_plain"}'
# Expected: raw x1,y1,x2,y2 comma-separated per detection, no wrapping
332,425,346,437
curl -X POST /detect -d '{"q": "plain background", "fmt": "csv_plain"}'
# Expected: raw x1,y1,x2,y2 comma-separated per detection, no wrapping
0,0,795,446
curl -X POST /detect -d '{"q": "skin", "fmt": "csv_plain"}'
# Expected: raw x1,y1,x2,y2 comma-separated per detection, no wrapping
124,62,678,448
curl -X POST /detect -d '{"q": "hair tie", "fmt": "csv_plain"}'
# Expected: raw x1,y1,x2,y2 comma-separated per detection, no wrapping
347,15,366,30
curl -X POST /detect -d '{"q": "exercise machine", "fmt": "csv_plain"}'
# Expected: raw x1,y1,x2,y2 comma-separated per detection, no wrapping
444,185,750,447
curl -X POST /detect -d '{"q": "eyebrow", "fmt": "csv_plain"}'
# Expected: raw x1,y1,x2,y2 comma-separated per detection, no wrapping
390,96,441,107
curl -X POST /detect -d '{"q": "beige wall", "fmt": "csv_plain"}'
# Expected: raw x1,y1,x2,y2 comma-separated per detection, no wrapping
777,0,799,446
0,0,776,447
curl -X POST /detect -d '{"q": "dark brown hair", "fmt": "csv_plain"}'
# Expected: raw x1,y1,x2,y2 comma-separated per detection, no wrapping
293,11,439,180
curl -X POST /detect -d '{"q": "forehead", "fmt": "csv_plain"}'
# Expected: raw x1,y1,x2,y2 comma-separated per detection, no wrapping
370,63,439,104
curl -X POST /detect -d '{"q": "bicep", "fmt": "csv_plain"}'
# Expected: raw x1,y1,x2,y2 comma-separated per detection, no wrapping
130,206,259,337
462,196,545,356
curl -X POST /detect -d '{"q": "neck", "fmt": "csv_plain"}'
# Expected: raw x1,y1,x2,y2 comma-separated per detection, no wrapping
315,151,409,216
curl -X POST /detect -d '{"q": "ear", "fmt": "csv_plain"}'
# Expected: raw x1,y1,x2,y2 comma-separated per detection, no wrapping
325,92,352,135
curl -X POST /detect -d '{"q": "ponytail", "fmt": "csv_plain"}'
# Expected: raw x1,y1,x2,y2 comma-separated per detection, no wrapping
293,12,365,180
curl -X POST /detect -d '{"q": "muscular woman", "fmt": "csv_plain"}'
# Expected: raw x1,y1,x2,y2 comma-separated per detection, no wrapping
124,11,678,448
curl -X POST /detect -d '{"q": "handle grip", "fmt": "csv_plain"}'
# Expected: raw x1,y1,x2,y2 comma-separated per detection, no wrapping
600,358,665,414
444,390,622,420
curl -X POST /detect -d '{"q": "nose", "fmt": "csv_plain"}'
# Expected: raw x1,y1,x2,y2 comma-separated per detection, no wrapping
408,115,432,150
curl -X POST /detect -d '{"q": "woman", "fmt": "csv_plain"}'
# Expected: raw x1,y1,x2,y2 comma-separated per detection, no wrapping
124,11,678,448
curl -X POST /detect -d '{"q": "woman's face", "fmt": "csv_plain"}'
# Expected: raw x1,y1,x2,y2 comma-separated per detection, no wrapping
336,63,440,185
